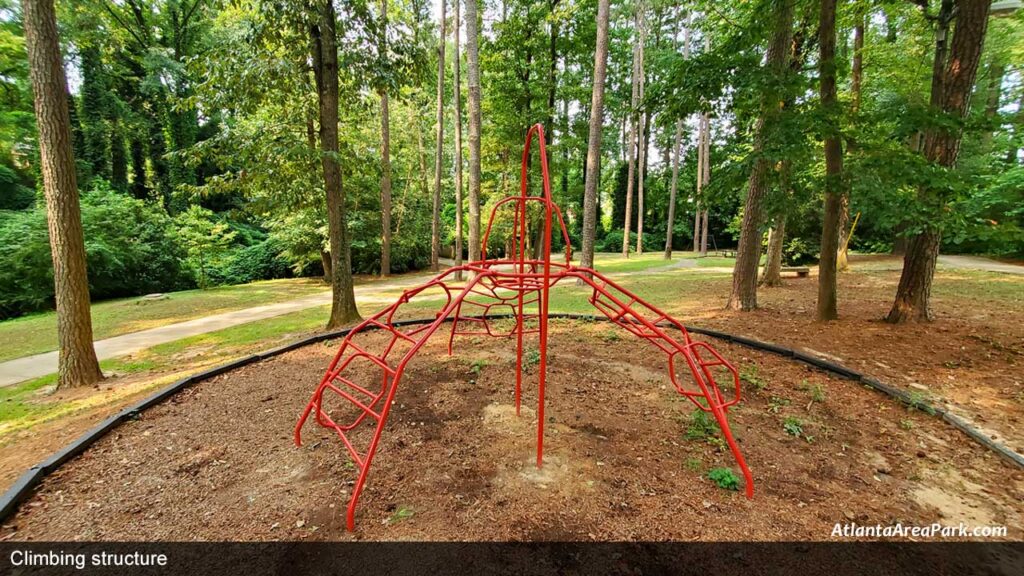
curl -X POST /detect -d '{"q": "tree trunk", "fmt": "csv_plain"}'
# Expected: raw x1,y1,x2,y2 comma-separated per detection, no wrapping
693,111,701,254
699,93,710,256
727,0,794,311
311,1,360,328
379,0,392,277
321,250,332,284
888,0,990,323
760,215,786,287
622,5,643,258
110,116,128,192
635,14,646,255
129,137,147,199
664,15,689,260
431,0,447,272
23,0,103,389
664,119,683,259
981,58,1005,149
453,0,464,280
816,0,843,322
578,0,610,281
466,0,483,264
838,10,864,273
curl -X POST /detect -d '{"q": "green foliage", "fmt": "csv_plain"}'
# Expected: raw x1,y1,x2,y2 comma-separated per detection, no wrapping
173,206,237,289
598,230,661,254
707,467,740,491
685,409,720,442
739,365,767,392
0,164,34,210
0,184,189,318
213,239,293,286
782,417,804,438
524,347,541,367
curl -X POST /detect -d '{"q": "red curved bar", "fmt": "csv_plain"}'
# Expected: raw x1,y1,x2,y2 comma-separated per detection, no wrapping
294,123,754,531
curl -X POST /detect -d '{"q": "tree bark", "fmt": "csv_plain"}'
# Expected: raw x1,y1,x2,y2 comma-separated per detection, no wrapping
379,0,392,277
635,14,647,255
466,0,482,264
838,10,864,273
887,0,991,323
578,0,610,281
727,0,794,311
664,15,689,260
23,0,104,389
431,0,446,272
622,5,643,257
311,1,360,328
453,0,464,280
664,119,683,259
817,0,843,322
760,215,786,287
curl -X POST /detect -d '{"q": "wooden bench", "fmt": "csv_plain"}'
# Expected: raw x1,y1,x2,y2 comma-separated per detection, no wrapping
781,266,810,278
716,250,736,258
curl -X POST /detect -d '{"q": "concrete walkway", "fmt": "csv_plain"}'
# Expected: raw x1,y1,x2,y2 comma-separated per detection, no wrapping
3,254,1019,388
938,255,1024,275
0,271,440,388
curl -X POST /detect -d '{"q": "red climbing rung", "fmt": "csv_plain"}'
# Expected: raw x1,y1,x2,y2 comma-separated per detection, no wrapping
294,123,754,532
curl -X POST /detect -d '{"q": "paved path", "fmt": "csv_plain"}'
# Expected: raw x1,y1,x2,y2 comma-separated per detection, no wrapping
0,272,440,388
938,255,1024,275
4,254,1019,388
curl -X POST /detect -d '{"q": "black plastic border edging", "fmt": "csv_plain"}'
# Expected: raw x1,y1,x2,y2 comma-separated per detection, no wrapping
2,312,1021,525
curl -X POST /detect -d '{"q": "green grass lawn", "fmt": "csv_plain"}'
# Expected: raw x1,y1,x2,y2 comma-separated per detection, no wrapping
0,278,329,363
572,251,701,274
4,255,1021,439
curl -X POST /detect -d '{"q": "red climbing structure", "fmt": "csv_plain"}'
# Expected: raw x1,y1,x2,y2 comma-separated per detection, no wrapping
295,124,753,530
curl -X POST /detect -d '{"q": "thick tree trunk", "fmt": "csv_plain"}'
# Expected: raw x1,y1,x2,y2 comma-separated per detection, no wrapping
431,0,447,272
578,0,610,282
760,216,786,287
727,0,794,311
817,0,843,322
453,0,464,280
622,6,643,258
23,0,103,389
379,0,392,277
466,0,482,264
312,1,360,328
888,0,990,323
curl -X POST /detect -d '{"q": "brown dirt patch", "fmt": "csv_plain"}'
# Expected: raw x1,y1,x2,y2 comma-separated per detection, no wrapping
3,321,1021,541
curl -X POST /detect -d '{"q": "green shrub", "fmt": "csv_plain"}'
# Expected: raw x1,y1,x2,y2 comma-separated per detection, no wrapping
211,239,292,285
0,184,190,318
598,229,660,253
707,467,740,491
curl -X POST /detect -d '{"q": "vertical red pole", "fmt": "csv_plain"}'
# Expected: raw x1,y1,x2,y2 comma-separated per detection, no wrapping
536,124,553,469
515,129,532,417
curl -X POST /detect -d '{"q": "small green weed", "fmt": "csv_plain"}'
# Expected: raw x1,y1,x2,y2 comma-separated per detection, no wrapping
707,468,740,491
740,365,767,391
783,417,804,438
387,505,415,524
685,409,720,442
767,396,790,414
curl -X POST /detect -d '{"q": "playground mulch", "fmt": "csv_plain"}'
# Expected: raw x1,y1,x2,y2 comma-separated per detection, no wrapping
3,320,1021,541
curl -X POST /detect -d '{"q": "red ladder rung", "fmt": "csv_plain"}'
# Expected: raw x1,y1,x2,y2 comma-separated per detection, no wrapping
324,382,383,421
